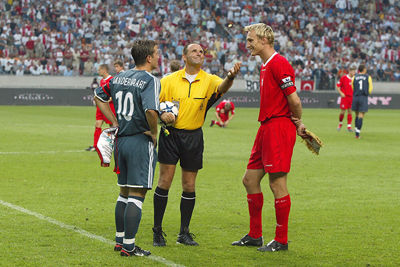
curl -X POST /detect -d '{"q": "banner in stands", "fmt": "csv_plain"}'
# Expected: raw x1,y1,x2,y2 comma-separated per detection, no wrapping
220,91,400,109
300,80,314,91
0,88,94,106
1,88,400,109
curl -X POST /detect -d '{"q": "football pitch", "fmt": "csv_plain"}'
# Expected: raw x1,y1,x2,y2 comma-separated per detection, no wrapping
0,106,399,267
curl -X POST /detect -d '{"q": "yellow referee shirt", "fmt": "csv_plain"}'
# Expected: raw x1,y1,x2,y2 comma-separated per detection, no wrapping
160,68,223,130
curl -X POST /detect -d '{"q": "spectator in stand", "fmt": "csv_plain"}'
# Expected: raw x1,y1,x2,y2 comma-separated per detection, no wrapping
25,37,35,59
79,46,89,75
0,0,399,81
63,66,73,76
16,65,24,76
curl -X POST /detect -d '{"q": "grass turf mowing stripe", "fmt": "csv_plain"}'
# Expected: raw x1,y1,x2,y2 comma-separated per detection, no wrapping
0,199,185,267
0,150,86,155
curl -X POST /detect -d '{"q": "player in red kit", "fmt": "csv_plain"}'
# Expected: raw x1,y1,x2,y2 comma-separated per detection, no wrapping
336,65,356,132
210,100,235,127
86,64,116,151
232,23,307,252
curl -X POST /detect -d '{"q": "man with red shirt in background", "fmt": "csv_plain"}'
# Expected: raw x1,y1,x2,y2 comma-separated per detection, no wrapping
25,37,35,58
210,100,235,128
336,65,356,132
86,64,116,151
79,46,89,75
232,23,307,252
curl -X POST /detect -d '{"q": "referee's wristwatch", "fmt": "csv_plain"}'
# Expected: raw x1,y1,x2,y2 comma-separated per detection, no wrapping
227,72,235,80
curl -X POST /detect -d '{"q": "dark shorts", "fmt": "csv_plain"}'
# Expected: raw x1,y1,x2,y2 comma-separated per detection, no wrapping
158,127,204,171
115,134,157,188
352,96,368,112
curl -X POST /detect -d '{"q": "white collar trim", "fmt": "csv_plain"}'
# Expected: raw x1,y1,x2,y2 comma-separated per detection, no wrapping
262,52,278,67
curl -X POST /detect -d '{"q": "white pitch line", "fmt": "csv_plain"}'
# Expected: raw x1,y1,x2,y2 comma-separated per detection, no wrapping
0,199,185,267
0,150,86,155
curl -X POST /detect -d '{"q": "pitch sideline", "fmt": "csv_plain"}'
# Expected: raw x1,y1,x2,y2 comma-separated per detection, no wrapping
0,150,86,155
0,199,185,267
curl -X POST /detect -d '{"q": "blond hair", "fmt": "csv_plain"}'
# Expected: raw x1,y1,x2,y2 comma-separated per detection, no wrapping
244,23,274,45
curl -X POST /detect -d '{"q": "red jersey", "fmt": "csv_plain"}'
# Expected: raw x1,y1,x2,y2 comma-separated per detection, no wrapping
258,52,296,122
97,75,115,121
336,75,353,97
216,100,235,116
100,75,113,87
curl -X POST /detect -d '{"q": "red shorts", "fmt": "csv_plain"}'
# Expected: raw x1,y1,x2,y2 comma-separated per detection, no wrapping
218,112,229,122
96,101,116,125
247,117,296,173
340,96,353,110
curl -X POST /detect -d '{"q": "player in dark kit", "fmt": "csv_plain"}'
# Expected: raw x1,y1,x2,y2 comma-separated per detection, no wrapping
352,64,373,139
94,40,160,257
232,23,307,252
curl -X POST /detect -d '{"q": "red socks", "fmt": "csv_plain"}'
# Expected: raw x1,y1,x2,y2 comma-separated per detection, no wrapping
247,193,263,239
274,194,291,244
247,193,291,243
339,113,344,122
347,114,352,126
94,127,102,148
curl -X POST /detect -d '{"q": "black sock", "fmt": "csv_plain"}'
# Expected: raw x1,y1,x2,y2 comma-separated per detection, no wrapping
124,196,144,251
358,118,363,130
355,117,359,129
153,186,169,228
115,194,127,244
180,191,196,233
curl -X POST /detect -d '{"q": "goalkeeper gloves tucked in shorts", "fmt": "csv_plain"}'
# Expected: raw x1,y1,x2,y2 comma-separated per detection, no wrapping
95,127,118,167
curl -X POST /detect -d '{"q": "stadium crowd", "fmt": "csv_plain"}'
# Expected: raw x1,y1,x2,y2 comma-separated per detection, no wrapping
0,0,399,87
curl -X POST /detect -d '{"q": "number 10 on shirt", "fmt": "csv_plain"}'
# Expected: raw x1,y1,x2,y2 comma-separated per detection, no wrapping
115,91,135,121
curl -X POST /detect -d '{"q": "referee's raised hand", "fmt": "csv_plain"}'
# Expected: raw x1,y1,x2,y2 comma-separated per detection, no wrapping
227,62,242,79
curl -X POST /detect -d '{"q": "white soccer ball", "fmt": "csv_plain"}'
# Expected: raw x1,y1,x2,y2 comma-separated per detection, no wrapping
160,101,178,117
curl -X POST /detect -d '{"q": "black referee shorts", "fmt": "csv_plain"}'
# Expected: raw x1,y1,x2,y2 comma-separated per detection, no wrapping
158,127,204,171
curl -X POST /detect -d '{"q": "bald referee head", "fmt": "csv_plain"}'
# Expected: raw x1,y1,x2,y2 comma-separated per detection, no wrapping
182,43,205,71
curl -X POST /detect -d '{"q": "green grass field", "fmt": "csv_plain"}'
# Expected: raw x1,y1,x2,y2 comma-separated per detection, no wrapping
0,106,399,267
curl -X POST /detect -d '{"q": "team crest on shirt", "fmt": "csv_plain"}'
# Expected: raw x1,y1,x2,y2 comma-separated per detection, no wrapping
280,76,294,89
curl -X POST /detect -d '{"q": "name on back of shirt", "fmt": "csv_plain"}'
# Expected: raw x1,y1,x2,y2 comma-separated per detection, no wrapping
354,76,367,81
113,76,147,89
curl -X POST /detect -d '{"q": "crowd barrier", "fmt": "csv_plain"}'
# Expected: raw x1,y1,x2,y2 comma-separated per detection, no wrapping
1,88,400,109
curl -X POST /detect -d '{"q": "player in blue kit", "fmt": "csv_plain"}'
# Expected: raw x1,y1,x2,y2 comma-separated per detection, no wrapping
94,40,161,257
352,64,373,139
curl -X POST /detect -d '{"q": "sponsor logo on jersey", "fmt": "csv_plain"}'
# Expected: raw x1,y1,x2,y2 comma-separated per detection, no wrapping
280,76,294,89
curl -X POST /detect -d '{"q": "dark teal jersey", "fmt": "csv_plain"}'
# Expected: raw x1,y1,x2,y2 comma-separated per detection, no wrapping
95,69,160,137
353,74,372,97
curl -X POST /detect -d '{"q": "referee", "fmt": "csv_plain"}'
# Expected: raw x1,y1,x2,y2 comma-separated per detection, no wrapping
153,43,241,246
352,64,373,139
